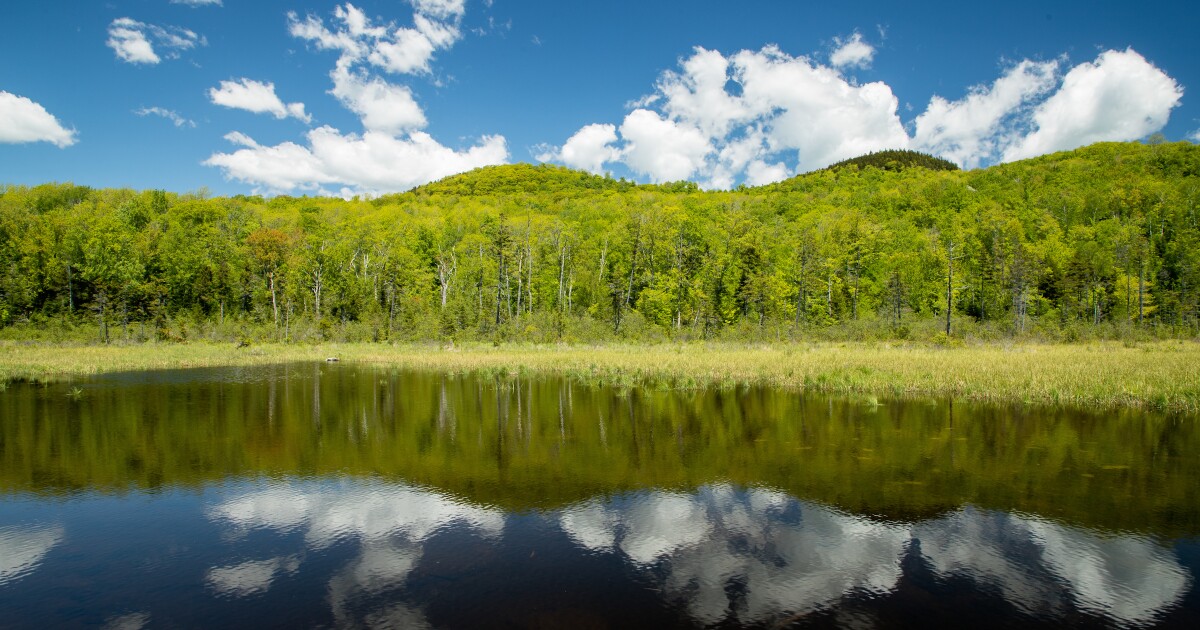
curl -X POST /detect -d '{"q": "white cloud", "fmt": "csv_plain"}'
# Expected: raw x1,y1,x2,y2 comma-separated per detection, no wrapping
171,0,222,6
208,78,311,123
107,18,158,64
209,2,506,195
330,63,426,133
539,43,1182,186
205,127,507,194
1191,129,1200,143
537,123,621,174
1003,48,1182,161
289,2,463,76
620,109,712,182
830,32,875,70
657,47,750,140
735,46,910,170
912,60,1059,168
0,91,77,147
745,159,789,186
134,106,195,128
540,45,907,186
409,0,465,20
106,18,204,65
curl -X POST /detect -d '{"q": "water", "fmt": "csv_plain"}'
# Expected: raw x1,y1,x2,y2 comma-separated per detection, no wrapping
1,363,1197,628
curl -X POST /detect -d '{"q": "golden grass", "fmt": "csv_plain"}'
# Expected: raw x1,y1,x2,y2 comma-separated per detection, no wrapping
2,340,1198,412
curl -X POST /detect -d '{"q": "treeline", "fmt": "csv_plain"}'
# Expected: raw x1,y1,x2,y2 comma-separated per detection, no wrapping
1,141,1198,343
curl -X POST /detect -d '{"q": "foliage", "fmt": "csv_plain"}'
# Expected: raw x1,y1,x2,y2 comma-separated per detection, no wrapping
821,149,959,173
2,141,1200,343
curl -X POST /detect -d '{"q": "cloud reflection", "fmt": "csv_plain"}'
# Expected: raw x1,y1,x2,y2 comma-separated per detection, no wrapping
208,481,504,625
916,507,1191,626
561,484,911,625
0,524,64,586
562,486,1192,626
205,481,1191,627
209,481,504,548
206,555,301,597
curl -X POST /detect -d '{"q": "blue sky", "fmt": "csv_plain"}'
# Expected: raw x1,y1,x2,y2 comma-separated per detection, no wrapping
1,0,1197,196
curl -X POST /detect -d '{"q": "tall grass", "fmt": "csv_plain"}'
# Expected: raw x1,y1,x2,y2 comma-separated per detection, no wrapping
2,340,1197,412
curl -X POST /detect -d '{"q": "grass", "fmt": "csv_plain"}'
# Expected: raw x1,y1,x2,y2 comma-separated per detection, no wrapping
2,340,1198,412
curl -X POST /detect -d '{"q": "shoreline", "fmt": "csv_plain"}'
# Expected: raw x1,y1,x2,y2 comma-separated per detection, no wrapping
2,340,1198,413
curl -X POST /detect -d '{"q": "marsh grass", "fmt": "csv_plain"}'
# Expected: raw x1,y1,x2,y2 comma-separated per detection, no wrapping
2,340,1198,412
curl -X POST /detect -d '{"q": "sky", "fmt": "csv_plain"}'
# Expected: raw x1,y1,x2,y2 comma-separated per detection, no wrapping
1,0,1198,197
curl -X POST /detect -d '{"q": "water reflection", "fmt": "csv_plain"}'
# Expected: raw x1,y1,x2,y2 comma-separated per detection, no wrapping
562,485,910,624
916,508,1192,626
207,481,503,626
198,481,1196,627
560,486,1191,627
0,524,63,586
207,556,301,598
210,481,505,547
0,365,1197,627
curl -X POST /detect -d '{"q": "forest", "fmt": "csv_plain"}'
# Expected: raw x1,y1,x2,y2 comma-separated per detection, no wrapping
1,140,1198,344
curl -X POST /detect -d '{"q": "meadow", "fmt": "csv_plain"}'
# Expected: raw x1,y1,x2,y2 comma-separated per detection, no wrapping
3,340,1197,412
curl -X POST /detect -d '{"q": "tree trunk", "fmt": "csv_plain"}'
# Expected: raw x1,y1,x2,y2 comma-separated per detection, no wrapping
625,226,641,309
1138,261,1145,326
945,240,954,336
98,289,108,344
269,270,279,326
66,263,74,313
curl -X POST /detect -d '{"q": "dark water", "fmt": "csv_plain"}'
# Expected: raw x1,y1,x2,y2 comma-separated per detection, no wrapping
1,364,1198,629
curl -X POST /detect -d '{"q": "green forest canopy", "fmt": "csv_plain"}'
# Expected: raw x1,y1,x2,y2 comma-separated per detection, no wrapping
1,141,1198,343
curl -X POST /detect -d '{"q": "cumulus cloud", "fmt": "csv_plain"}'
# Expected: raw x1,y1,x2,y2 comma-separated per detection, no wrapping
205,127,507,194
658,47,750,139
134,106,195,128
912,59,1059,168
208,78,311,123
0,91,77,147
745,159,789,186
543,45,906,187
1002,49,1182,161
736,46,910,170
620,109,712,182
288,1,464,76
830,32,875,70
330,63,425,132
536,123,621,174
106,17,204,65
539,43,1182,186
209,2,506,195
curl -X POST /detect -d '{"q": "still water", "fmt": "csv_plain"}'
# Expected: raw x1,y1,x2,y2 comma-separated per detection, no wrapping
1,363,1198,628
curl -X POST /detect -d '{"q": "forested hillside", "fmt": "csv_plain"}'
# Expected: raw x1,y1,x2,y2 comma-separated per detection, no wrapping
1,141,1198,343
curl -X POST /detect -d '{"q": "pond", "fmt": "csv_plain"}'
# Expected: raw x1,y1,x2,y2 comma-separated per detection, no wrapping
1,364,1198,628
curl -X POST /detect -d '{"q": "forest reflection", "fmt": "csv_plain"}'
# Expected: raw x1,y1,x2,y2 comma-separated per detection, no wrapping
2,364,1196,536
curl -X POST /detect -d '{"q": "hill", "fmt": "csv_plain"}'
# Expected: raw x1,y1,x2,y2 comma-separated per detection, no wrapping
824,149,959,173
1,140,1198,344
407,163,635,196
